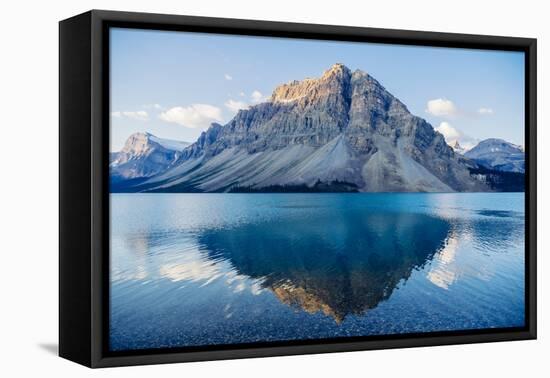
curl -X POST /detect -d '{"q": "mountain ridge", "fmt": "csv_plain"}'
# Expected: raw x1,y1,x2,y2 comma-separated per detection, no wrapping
464,138,525,173
110,132,190,182
111,64,523,193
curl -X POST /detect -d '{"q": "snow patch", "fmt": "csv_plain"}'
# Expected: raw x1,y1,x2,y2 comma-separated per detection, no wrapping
149,135,190,151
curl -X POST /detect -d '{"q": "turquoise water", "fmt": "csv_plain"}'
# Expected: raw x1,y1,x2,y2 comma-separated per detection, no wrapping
109,193,525,351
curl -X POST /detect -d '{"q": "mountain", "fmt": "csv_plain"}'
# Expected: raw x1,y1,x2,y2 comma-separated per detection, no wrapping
110,132,190,189
115,64,515,193
451,140,467,155
464,138,525,173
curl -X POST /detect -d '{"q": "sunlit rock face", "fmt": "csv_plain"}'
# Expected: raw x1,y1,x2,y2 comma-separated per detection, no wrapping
195,210,451,323
126,63,490,193
190,63,353,156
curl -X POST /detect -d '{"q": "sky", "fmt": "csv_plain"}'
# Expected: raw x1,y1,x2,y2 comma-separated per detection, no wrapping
110,27,525,152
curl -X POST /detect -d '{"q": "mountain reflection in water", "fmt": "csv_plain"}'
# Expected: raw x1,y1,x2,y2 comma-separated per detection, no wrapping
109,193,525,351
196,211,450,323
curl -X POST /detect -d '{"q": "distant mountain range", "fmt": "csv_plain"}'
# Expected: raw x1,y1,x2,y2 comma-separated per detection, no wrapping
110,64,525,193
463,138,524,173
110,132,190,186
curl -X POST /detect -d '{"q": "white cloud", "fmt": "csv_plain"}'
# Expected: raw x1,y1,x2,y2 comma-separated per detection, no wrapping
427,99,494,119
159,104,223,129
426,98,459,118
251,90,265,103
435,121,478,150
224,90,267,113
123,111,149,121
111,110,149,121
436,122,461,142
224,73,233,81
478,107,494,115
224,99,249,112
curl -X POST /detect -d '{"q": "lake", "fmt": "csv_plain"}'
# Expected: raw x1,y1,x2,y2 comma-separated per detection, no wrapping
109,193,525,351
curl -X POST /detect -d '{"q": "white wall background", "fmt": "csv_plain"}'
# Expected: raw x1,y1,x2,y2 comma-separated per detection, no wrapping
0,0,546,376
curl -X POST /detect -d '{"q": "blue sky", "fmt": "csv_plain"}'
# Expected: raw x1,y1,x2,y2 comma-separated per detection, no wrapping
110,27,525,151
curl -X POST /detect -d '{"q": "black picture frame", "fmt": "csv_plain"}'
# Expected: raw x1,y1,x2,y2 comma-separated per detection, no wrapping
59,9,537,368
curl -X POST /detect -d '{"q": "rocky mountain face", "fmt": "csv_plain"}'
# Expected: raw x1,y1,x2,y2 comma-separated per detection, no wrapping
110,132,190,187
116,64,501,193
464,138,525,173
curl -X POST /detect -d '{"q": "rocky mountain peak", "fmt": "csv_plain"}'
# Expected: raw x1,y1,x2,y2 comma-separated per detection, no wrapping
452,140,466,155
115,64,506,193
464,138,525,173
270,63,352,104
468,138,523,155
110,132,192,184
120,132,191,157
321,63,351,79
121,132,155,155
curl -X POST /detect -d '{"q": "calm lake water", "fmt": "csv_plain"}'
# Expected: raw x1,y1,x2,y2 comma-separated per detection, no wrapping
110,193,525,351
